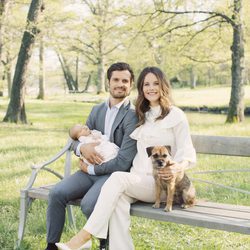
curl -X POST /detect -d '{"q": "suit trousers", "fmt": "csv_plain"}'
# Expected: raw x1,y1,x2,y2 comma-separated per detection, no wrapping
46,170,110,243
84,171,157,250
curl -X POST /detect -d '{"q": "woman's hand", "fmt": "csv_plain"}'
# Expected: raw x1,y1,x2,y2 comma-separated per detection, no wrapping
157,161,185,181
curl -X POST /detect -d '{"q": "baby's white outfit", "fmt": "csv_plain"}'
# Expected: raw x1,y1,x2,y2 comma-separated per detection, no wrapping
79,130,119,164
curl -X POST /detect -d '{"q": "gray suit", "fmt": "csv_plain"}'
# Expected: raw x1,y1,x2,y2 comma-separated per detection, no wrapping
46,99,138,243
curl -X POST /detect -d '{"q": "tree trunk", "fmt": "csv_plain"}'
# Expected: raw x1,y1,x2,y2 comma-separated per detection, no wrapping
57,52,77,91
75,55,79,91
226,0,245,123
97,57,105,94
190,67,196,89
57,52,73,91
83,73,92,92
3,0,44,123
6,50,11,97
96,34,105,94
0,0,9,95
37,35,45,99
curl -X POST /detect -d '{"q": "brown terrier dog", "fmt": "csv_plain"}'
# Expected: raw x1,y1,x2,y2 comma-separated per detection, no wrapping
147,146,196,212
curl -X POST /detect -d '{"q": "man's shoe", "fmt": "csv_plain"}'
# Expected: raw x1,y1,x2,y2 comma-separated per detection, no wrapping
99,239,108,250
45,243,58,250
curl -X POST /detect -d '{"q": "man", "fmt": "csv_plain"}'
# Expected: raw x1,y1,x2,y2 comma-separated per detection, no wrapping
45,62,138,250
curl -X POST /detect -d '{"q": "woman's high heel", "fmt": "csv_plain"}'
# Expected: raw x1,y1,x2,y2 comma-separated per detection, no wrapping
55,240,92,250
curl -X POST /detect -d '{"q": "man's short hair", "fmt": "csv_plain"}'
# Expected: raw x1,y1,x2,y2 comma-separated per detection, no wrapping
107,62,134,82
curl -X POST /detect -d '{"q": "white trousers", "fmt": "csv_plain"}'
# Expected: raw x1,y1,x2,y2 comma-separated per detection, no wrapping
83,171,158,250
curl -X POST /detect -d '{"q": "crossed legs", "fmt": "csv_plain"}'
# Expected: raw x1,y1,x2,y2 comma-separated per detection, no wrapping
46,170,109,244
58,172,156,250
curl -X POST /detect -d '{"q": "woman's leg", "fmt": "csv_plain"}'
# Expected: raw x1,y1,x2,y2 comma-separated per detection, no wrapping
58,172,136,249
84,172,156,249
108,194,134,250
107,172,156,250
60,172,156,250
83,172,138,238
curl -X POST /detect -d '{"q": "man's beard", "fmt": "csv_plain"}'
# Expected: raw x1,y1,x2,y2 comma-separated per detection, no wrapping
110,87,130,99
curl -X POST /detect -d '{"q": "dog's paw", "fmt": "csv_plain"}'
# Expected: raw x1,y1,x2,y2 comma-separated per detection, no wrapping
152,202,160,209
164,206,172,212
181,204,188,209
181,204,193,209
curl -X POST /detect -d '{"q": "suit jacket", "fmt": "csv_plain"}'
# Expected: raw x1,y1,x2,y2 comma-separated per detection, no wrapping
72,99,138,175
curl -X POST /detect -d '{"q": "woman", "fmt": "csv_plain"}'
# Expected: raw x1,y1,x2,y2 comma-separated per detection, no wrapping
56,67,196,250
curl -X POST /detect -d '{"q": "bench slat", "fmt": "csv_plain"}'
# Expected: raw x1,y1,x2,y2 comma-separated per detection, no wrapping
27,186,250,235
131,202,250,235
191,135,250,156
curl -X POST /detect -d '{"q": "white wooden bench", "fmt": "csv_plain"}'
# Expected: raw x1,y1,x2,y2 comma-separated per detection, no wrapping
17,135,250,247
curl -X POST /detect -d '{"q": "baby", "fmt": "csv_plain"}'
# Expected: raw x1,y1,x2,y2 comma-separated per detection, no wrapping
69,124,119,164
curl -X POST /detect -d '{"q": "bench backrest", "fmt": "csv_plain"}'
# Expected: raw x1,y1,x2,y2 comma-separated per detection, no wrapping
191,135,250,157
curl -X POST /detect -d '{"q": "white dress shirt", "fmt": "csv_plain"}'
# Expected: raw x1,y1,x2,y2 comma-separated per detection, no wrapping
77,98,128,175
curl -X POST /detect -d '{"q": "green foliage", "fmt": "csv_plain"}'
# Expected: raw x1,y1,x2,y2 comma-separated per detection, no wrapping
3,0,250,96
0,92,250,249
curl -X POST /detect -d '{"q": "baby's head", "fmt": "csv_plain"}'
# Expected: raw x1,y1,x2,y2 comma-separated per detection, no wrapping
69,124,91,140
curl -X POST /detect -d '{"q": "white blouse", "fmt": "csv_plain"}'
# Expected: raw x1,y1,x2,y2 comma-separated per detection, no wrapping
130,105,196,176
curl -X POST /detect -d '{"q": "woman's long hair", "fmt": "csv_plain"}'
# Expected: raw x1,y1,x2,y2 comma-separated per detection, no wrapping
135,67,172,126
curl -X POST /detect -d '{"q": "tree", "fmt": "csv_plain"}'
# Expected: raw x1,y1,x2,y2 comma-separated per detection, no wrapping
0,0,10,96
71,0,125,94
141,0,245,122
37,35,45,99
57,51,78,91
3,0,44,123
226,0,245,122
0,0,28,98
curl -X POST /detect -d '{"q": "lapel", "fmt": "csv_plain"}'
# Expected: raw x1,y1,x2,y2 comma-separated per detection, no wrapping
98,103,107,133
110,99,130,142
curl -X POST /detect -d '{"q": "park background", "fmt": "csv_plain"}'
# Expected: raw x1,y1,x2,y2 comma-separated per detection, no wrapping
0,0,250,249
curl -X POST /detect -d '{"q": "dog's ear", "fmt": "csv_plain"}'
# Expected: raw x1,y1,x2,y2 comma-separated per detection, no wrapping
146,147,154,157
164,145,171,155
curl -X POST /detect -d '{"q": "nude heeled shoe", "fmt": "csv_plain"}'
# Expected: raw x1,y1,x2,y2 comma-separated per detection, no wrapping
55,240,92,250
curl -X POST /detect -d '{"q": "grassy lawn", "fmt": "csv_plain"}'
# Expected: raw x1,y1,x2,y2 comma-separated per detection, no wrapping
0,87,250,250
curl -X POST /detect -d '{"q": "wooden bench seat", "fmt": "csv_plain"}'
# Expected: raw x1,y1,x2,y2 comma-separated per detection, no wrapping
27,185,250,235
17,135,250,247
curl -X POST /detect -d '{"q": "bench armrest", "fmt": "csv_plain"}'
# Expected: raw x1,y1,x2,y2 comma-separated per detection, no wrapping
23,138,73,191
31,138,73,171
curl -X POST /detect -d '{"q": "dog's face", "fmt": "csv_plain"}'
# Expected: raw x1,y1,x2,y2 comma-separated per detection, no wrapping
146,146,172,169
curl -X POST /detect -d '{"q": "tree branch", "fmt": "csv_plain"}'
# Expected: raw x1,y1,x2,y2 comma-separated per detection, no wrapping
156,15,226,38
71,46,97,64
156,9,235,27
178,20,228,52
103,43,122,56
183,54,231,64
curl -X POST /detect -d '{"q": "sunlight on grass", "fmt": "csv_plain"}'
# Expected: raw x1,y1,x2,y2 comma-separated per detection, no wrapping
173,85,250,107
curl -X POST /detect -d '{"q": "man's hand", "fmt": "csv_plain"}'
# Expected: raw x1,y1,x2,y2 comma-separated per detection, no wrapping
80,142,103,164
79,159,88,173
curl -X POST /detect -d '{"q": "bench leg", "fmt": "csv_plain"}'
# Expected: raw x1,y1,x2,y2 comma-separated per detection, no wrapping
17,190,32,248
66,205,76,230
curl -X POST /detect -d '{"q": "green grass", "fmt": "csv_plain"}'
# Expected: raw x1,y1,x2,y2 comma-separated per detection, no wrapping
0,90,250,250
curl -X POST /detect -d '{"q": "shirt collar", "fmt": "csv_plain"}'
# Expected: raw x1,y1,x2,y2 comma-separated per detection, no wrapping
105,97,129,109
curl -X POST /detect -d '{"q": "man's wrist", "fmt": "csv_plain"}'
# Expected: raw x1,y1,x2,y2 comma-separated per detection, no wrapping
87,165,96,175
